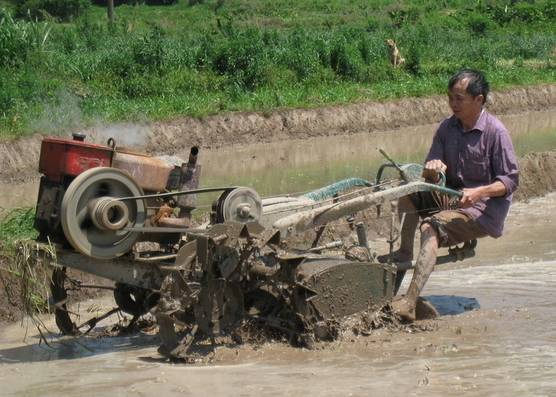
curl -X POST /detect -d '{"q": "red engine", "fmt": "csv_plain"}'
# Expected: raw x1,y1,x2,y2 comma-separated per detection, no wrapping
34,132,200,258
38,134,114,183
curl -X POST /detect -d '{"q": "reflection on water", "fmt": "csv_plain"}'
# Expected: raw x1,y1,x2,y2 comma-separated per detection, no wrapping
0,331,159,363
1,109,555,210
198,109,556,200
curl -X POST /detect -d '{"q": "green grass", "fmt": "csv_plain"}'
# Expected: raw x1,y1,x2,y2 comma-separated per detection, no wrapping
0,208,37,257
0,0,555,140
0,208,37,253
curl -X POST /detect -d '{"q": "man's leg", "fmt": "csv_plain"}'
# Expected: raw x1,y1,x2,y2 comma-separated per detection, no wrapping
391,222,439,322
378,195,419,263
391,210,487,321
397,195,419,259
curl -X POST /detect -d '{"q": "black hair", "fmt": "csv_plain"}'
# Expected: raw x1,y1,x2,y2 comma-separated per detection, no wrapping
448,69,489,104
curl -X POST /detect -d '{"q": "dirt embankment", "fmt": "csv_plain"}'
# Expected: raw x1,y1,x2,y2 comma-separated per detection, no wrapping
1,84,555,183
514,150,556,201
149,84,556,154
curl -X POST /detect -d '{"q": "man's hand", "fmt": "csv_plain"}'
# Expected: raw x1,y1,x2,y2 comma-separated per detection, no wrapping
459,181,507,208
423,159,447,183
460,187,484,208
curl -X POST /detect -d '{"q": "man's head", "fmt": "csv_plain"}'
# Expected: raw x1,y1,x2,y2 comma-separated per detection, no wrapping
447,69,489,128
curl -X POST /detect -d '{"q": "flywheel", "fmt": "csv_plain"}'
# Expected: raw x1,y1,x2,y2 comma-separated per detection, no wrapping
214,187,262,224
61,167,146,259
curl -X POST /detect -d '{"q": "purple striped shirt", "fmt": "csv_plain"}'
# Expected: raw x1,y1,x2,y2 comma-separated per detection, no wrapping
426,110,519,238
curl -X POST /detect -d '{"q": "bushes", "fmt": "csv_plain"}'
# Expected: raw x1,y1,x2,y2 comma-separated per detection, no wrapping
15,0,90,22
388,5,420,28
283,29,322,80
132,25,165,72
0,12,51,67
212,29,270,90
145,0,178,4
91,0,178,5
466,13,494,36
0,1,555,139
330,37,365,81
472,1,555,26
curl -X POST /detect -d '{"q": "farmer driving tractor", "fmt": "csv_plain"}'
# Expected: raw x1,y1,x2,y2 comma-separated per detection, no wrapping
379,69,519,322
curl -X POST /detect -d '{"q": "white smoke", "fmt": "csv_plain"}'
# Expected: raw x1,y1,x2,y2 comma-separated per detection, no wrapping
30,89,83,135
87,122,151,149
28,89,152,150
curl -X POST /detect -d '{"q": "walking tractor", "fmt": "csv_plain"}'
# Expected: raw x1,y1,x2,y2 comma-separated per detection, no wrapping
33,133,476,360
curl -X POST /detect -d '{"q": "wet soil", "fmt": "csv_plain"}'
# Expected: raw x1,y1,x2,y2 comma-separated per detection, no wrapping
1,194,555,396
0,255,113,326
514,150,556,201
0,255,23,324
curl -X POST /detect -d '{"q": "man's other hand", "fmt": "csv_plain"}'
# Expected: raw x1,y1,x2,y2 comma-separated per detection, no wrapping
423,159,447,182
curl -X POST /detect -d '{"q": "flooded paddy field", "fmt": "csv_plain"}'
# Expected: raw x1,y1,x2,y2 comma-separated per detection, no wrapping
0,193,555,397
0,107,555,396
198,108,556,198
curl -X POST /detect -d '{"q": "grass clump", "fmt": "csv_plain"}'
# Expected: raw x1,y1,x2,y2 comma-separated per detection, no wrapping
0,209,51,318
0,208,37,251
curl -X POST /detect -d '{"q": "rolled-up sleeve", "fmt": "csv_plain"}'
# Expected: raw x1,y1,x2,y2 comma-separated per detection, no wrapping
492,129,519,197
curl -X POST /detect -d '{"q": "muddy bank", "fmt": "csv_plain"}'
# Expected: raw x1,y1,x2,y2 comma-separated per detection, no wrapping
1,84,555,183
514,150,556,201
149,84,556,154
0,255,23,323
0,248,113,325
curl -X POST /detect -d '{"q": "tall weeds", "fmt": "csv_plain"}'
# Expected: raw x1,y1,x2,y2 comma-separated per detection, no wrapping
0,12,51,67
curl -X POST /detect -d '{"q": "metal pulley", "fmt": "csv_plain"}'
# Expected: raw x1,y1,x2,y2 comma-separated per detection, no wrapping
214,187,263,224
60,167,146,259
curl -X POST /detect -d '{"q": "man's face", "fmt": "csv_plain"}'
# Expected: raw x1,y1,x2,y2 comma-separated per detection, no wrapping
448,78,484,124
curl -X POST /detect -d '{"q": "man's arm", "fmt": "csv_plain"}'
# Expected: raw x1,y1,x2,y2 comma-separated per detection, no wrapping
491,130,519,198
461,128,518,208
460,181,506,208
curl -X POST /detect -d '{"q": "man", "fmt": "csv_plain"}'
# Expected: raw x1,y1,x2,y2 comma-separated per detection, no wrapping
382,69,519,322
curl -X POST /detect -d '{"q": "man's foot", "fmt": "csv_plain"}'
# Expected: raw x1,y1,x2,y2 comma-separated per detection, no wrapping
390,296,439,323
390,295,416,323
377,250,413,265
415,297,439,320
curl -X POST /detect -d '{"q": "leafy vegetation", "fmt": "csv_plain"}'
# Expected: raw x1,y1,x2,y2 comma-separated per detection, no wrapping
0,0,554,139
0,208,37,252
15,0,90,21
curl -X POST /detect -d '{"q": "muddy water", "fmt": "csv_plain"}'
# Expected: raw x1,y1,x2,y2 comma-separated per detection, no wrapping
1,109,555,395
1,108,555,211
1,193,555,396
198,108,556,199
